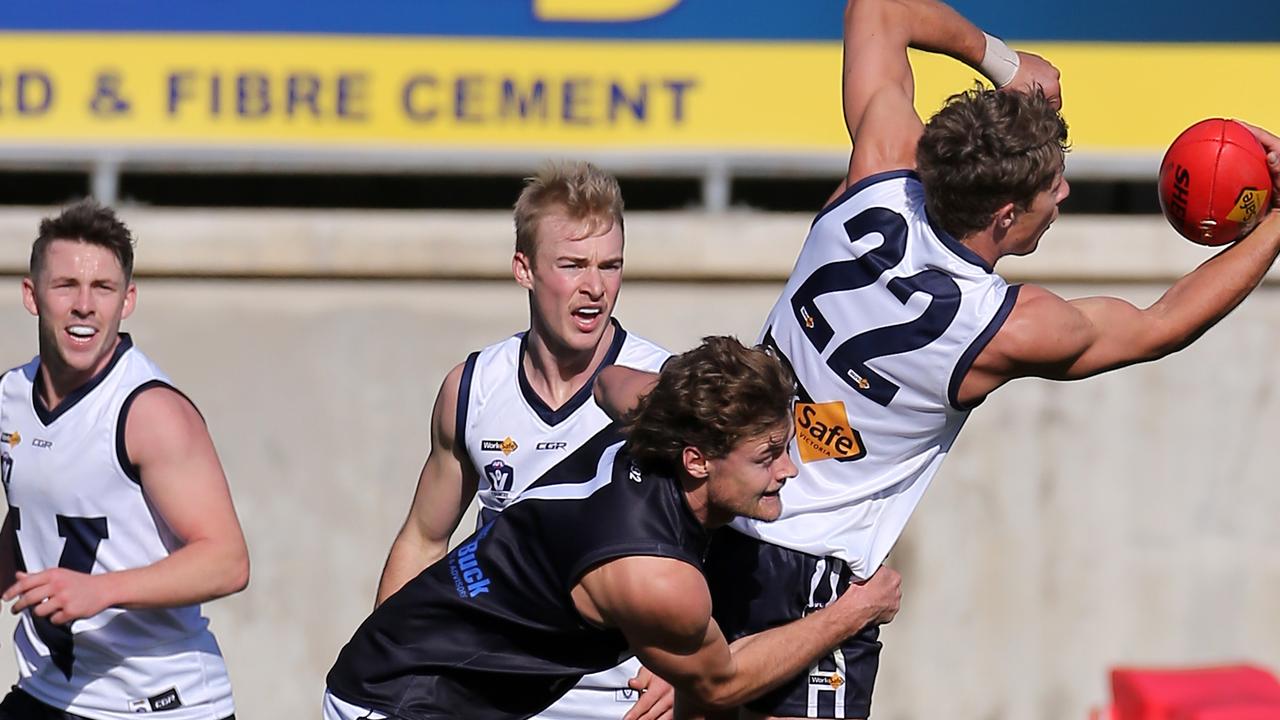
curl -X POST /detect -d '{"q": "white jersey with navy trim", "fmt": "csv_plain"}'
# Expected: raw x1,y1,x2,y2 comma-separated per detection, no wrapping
0,335,234,720
736,170,1019,578
455,319,669,719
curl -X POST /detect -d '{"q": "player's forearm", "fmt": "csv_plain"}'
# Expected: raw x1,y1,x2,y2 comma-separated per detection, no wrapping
375,532,447,607
680,602,880,711
1144,211,1280,356
0,512,17,588
101,536,249,609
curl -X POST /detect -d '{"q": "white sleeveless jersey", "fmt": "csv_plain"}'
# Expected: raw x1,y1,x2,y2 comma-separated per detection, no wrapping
737,171,1019,579
0,336,234,720
457,320,668,718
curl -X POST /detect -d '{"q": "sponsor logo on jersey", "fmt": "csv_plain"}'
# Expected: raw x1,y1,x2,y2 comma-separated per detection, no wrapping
481,436,519,455
31,438,53,449
808,672,845,689
449,521,495,598
535,441,567,451
795,401,866,463
128,687,183,713
484,460,515,493
1,431,19,448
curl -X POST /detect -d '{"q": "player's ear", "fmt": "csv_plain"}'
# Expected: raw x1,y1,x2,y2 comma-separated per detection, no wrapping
121,282,137,319
681,446,710,480
21,276,38,317
993,203,1017,232
512,252,534,290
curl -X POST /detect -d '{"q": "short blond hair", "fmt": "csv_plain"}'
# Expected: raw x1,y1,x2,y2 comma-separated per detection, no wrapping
513,161,624,261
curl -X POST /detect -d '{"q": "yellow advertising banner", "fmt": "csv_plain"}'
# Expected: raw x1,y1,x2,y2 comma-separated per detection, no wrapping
0,34,1277,154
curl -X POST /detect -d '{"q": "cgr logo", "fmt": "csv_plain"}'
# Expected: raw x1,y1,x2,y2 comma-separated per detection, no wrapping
795,401,866,463
535,441,567,451
31,438,52,449
484,460,515,492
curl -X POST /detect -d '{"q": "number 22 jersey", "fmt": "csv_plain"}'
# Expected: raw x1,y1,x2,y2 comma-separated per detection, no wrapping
739,170,1020,578
0,335,233,720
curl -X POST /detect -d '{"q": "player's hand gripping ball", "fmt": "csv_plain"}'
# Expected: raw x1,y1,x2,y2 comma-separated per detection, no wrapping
1159,118,1272,246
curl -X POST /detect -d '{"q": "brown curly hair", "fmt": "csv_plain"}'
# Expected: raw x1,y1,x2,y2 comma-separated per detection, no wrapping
917,85,1069,240
624,336,794,475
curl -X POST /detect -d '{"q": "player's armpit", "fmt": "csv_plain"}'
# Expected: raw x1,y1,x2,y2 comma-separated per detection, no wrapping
375,361,479,606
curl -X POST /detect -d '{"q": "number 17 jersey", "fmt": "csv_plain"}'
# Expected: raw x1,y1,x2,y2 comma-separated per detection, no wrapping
737,170,1020,578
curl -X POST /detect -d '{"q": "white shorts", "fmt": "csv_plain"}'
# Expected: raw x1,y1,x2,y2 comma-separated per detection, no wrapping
322,688,388,720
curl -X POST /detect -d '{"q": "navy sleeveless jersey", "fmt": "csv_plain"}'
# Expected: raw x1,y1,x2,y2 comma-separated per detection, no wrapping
326,426,707,720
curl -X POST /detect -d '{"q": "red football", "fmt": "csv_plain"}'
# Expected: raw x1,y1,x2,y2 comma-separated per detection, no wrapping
1158,118,1271,246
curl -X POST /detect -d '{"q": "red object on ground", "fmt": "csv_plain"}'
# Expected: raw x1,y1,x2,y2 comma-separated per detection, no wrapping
1111,665,1280,720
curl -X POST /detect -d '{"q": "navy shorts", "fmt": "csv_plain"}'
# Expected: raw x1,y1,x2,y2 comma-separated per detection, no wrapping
703,528,882,719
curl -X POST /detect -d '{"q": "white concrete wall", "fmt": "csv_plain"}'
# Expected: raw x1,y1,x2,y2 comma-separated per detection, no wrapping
0,209,1277,719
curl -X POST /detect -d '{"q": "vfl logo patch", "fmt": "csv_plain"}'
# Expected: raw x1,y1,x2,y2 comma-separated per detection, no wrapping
795,401,865,463
616,688,641,702
1,431,19,448
484,460,515,493
481,437,519,455
1227,187,1269,231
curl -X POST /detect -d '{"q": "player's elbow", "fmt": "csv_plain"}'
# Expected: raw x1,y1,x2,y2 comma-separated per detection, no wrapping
219,545,251,597
679,673,752,712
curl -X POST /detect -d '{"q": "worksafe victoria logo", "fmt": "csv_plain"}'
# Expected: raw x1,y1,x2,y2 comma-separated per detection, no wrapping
1,430,19,448
794,401,865,463
481,437,519,455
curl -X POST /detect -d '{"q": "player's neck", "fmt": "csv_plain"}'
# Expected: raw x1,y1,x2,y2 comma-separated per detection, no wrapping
961,229,1003,269
677,471,728,529
522,322,617,409
37,336,121,411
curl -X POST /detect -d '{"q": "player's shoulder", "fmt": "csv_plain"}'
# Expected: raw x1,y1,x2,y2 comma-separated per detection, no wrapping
814,167,922,228
614,325,670,372
593,555,711,641
985,283,1089,362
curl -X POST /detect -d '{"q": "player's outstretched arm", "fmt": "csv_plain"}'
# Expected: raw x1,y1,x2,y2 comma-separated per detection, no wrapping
961,138,1280,402
594,366,659,422
5,386,249,625
838,0,1061,193
578,556,900,715
375,362,479,607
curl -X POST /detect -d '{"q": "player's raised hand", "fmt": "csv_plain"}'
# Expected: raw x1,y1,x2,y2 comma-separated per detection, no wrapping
3,569,111,625
624,666,675,720
1005,51,1062,109
1238,121,1280,209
